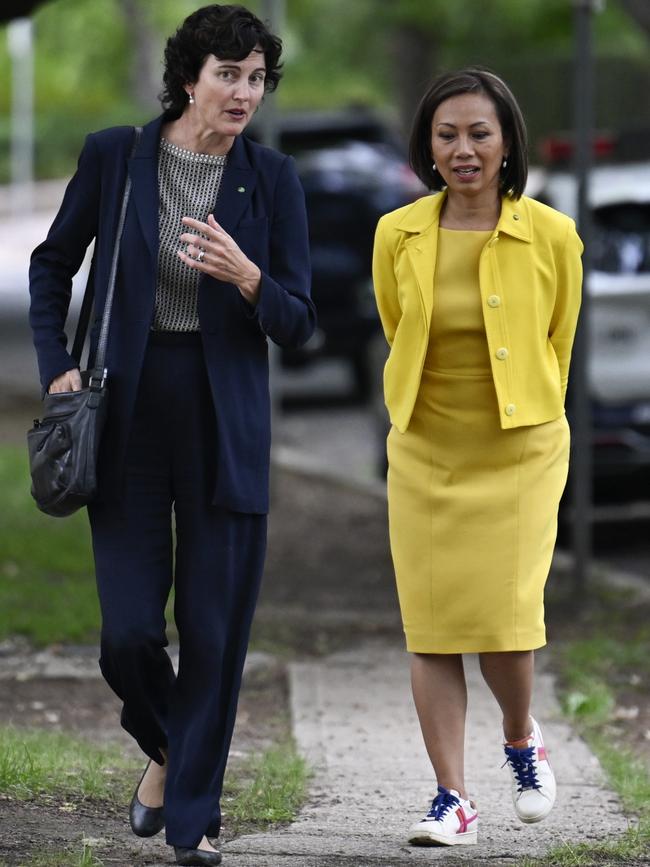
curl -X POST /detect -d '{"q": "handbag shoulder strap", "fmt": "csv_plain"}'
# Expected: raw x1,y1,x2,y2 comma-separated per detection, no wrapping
71,265,94,366
73,125,143,382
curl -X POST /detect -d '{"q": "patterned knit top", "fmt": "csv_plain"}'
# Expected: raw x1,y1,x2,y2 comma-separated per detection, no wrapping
153,138,228,332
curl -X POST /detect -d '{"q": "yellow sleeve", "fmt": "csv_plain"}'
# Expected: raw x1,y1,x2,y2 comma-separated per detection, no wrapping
372,216,401,347
549,219,583,401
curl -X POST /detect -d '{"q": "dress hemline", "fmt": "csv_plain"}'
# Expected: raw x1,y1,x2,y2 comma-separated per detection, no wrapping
404,630,547,654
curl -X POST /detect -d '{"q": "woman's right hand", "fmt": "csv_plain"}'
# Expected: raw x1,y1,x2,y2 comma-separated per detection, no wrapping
48,369,82,394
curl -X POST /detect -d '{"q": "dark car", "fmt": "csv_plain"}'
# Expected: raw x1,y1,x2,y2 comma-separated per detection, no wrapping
247,110,425,397
290,141,424,395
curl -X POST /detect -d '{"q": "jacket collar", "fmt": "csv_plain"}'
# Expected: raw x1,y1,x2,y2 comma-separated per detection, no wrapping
395,190,533,243
128,116,163,261
394,191,532,334
128,115,257,261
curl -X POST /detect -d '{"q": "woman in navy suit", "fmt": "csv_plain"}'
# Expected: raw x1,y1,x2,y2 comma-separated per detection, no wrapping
29,5,314,865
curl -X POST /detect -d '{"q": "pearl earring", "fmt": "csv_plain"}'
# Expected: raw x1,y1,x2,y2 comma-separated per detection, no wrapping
432,162,437,172
502,157,508,169
188,93,195,104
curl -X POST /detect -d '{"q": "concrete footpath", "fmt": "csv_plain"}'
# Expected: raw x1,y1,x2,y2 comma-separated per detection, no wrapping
223,641,629,866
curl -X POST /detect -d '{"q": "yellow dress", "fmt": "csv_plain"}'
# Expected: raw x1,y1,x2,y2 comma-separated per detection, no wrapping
387,228,570,654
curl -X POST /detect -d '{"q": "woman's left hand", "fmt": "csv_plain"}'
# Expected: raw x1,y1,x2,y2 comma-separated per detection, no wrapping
178,214,261,306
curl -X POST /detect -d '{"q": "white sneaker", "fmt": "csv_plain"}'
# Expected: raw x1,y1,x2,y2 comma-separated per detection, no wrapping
503,716,556,823
408,785,478,846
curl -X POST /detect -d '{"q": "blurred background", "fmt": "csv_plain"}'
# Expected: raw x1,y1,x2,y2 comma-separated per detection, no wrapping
4,0,650,578
1,4,650,861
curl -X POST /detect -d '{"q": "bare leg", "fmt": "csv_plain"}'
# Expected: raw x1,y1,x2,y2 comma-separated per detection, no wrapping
478,651,534,741
138,749,167,808
411,653,468,798
197,836,219,853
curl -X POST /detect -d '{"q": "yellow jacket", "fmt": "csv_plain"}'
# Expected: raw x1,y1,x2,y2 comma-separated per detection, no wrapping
372,192,583,433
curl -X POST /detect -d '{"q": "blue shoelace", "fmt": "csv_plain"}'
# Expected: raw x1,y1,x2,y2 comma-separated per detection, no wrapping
426,786,459,821
503,744,540,792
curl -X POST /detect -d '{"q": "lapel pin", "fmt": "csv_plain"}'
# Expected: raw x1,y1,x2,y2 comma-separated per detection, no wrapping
237,186,246,193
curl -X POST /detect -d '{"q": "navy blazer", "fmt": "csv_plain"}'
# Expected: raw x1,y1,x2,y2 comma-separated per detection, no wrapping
29,115,315,514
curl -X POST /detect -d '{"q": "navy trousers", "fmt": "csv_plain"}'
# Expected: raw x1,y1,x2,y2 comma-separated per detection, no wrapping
88,332,267,848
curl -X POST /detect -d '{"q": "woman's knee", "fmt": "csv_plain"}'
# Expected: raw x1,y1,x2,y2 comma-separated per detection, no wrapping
100,620,166,663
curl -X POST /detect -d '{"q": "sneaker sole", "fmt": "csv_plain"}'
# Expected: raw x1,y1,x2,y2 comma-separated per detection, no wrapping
517,803,554,824
408,830,478,846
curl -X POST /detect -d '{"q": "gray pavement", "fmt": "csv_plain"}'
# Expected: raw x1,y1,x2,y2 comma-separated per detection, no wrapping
0,636,631,865
222,642,628,865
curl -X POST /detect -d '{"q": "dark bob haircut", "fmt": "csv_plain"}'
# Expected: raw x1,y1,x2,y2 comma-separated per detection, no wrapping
409,68,528,200
161,4,283,120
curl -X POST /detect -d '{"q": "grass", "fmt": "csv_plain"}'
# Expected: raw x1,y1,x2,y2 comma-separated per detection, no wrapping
0,724,308,863
0,725,138,802
0,446,99,645
521,580,650,866
28,842,104,867
518,823,650,866
0,445,178,646
223,743,309,833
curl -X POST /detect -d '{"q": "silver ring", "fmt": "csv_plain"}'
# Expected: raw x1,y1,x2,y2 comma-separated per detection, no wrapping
197,249,205,263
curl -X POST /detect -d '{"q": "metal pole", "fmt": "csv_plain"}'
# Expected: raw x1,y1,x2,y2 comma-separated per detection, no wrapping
571,0,602,592
8,17,35,214
260,0,287,491
259,0,286,151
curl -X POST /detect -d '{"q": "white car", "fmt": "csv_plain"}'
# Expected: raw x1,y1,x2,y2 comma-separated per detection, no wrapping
538,161,650,496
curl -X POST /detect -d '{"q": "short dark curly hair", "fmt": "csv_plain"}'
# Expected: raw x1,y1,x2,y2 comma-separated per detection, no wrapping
409,67,528,200
161,4,283,120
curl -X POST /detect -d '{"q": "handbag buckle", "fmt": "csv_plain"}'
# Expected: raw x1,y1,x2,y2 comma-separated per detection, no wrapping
90,368,107,391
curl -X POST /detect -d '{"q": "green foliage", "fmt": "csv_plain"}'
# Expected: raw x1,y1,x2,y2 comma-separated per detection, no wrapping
32,0,129,114
0,725,138,801
1,0,648,181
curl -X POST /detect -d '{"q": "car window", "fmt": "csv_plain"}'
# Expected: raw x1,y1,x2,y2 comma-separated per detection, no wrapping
592,203,650,274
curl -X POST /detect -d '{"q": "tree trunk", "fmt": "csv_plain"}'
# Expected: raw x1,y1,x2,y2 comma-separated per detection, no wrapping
390,23,438,138
116,0,161,111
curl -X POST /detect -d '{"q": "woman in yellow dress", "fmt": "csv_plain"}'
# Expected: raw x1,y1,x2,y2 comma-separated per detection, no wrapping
372,68,582,846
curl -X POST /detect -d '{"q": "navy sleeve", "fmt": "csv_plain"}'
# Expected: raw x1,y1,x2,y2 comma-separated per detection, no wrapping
29,134,101,392
246,155,316,348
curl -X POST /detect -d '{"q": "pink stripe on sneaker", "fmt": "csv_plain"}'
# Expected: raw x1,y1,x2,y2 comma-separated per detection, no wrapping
455,806,477,833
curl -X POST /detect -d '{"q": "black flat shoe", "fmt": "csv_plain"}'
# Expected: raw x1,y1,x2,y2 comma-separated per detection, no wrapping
174,846,222,866
129,760,165,838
